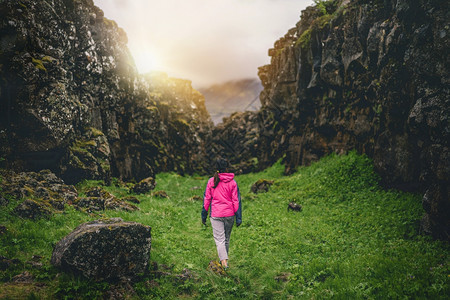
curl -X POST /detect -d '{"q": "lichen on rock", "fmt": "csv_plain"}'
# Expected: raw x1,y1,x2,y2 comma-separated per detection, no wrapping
51,218,152,281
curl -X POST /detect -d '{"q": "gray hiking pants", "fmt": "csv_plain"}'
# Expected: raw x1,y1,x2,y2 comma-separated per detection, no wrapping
210,216,235,261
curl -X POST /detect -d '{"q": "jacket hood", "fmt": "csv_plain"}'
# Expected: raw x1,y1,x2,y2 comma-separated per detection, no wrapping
218,173,234,183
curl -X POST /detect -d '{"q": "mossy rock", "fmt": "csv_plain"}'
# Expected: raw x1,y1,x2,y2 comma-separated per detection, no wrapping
188,195,202,202
14,199,53,220
207,260,226,276
121,196,140,204
131,177,156,195
250,179,274,194
152,190,169,199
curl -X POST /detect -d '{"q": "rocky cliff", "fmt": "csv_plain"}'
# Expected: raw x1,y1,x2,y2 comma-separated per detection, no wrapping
0,0,213,183
209,111,259,174
256,0,448,239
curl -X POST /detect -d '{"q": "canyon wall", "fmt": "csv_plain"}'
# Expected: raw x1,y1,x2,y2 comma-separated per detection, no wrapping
256,0,448,239
0,0,213,184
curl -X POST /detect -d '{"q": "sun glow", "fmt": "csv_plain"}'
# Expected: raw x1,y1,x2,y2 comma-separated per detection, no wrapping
132,50,163,74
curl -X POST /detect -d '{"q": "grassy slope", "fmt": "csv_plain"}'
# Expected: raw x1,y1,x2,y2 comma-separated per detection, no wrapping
0,152,448,299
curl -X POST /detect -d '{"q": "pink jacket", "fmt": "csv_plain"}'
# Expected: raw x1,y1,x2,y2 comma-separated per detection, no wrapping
203,173,240,218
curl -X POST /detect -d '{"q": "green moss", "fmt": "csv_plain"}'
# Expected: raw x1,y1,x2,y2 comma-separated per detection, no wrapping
317,13,333,29
344,104,352,114
73,140,97,150
143,139,160,150
41,56,53,63
314,0,338,15
69,152,87,169
31,57,47,72
373,104,383,115
99,159,111,173
295,28,312,50
88,127,104,138
172,118,190,130
146,106,159,113
272,121,279,131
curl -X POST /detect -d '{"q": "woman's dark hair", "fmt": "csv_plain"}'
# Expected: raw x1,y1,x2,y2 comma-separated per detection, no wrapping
213,158,230,188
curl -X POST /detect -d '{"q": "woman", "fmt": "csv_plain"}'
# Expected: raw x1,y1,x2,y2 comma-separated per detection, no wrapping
202,158,242,269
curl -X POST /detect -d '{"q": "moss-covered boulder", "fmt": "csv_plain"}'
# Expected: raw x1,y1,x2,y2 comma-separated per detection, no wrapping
14,199,53,220
152,190,169,199
131,177,156,195
51,218,151,281
75,187,138,212
1,169,78,217
250,179,274,194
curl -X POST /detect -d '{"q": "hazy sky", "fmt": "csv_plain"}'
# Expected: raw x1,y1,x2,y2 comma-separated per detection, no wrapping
93,0,313,87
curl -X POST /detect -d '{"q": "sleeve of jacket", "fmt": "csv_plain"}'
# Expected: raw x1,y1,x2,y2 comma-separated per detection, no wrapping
201,181,211,223
235,185,242,226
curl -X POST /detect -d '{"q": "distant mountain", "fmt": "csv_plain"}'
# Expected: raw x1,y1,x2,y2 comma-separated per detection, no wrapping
199,78,263,124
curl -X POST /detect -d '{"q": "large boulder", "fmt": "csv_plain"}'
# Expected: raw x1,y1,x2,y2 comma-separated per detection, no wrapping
51,218,151,281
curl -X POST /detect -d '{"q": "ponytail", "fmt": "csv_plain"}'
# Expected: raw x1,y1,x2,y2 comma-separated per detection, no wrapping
213,171,220,188
213,158,230,188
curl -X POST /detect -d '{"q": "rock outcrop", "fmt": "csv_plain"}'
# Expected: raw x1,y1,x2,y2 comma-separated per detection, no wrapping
209,111,259,174
0,0,213,184
75,186,138,212
130,177,156,195
51,218,151,281
250,179,274,194
256,0,449,239
0,169,78,218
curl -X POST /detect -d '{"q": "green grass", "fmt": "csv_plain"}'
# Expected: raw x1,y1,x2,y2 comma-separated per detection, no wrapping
0,152,448,299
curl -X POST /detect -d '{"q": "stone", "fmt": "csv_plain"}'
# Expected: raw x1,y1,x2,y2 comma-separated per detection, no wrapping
152,190,169,198
207,260,226,276
105,198,139,212
75,197,105,212
12,271,34,283
188,195,203,202
26,255,44,268
287,202,302,212
250,179,274,194
275,272,292,282
75,187,138,212
14,199,53,220
51,218,151,281
131,177,156,195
